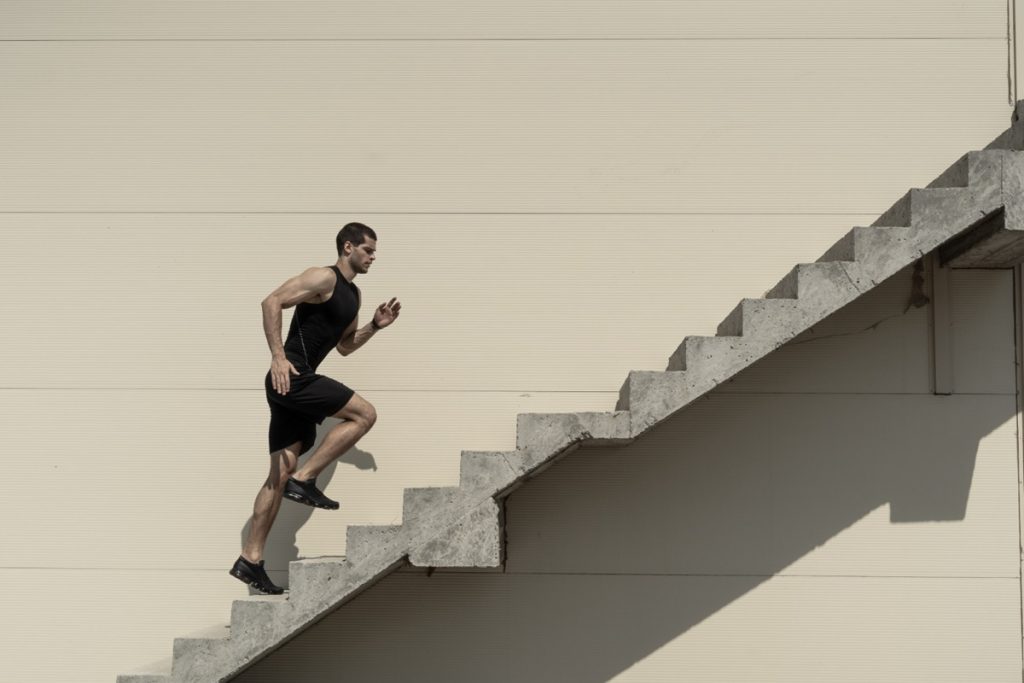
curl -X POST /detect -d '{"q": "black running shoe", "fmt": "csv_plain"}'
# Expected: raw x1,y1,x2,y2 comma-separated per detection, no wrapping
283,476,340,510
229,556,284,595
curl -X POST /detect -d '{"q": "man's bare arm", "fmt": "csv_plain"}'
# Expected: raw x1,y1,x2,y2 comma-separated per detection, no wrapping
337,295,401,356
263,267,335,394
337,318,380,356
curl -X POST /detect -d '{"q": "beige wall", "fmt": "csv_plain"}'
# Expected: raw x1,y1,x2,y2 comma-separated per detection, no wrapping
0,3,1018,682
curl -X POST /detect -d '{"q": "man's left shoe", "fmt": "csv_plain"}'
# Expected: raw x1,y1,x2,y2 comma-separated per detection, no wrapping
284,476,340,510
228,556,285,595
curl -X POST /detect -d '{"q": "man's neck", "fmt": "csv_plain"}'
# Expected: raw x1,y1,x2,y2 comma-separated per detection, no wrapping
336,259,357,282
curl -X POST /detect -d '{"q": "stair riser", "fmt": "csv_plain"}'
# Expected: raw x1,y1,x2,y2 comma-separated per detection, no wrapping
230,600,291,640
402,487,472,529
516,412,631,454
458,450,522,496
408,498,504,568
625,371,711,436
346,525,405,565
668,336,774,374
716,299,805,338
171,637,229,681
287,560,352,609
289,552,406,614
872,181,1001,234
818,226,916,263
225,606,299,670
766,263,874,319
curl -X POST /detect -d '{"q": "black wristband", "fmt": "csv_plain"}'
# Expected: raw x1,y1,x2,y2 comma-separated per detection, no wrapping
371,318,382,331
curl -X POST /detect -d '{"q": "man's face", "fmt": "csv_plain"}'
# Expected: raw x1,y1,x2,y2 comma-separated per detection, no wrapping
347,238,377,273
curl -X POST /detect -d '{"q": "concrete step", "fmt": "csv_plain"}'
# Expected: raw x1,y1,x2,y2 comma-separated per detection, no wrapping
286,556,350,604
402,486,470,527
345,524,404,565
515,411,631,455
764,260,870,302
715,297,805,338
872,186,976,229
816,225,917,264
667,334,771,374
408,497,503,568
229,594,290,643
226,594,298,666
458,450,522,497
286,551,407,616
170,624,231,680
616,370,695,435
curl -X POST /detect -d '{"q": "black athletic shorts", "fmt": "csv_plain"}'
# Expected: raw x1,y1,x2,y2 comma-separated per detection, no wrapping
264,369,355,454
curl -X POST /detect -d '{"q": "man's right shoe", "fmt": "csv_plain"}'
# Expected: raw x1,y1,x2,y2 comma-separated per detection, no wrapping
229,556,284,595
284,476,340,510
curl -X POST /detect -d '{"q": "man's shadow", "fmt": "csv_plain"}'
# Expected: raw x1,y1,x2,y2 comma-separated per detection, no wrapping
239,417,379,591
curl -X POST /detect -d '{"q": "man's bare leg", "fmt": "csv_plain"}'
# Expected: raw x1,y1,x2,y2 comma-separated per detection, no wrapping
293,393,377,482
242,443,300,563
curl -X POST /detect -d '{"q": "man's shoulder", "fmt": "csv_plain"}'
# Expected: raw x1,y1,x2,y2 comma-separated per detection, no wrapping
300,264,336,278
293,265,337,295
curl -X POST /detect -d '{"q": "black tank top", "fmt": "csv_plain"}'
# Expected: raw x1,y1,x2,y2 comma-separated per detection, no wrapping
283,265,360,373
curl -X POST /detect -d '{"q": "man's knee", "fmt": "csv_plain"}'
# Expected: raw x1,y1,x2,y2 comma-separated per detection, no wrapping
351,401,377,433
332,393,377,432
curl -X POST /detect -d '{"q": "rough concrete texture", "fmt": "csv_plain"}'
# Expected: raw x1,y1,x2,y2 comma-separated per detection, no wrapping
286,556,350,604
943,153,1024,266
458,450,519,497
408,497,503,567
668,335,774,375
817,226,915,265
1006,152,1024,231
516,411,632,455
345,524,403,565
171,625,231,680
119,120,1024,683
716,297,805,338
764,261,872,308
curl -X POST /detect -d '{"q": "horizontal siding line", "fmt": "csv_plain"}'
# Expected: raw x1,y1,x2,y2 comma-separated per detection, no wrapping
1,566,1016,580
710,391,1017,396
498,570,1022,579
0,211,884,216
0,387,618,393
0,37,1008,43
0,388,1015,396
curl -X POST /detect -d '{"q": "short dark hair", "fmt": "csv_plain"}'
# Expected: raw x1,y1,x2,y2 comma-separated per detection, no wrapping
336,222,377,256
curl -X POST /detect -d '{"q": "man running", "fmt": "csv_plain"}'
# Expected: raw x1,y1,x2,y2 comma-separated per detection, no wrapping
230,222,401,594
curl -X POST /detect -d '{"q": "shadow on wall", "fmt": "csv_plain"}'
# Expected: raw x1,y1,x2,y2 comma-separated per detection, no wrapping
239,418,378,587
233,268,1017,681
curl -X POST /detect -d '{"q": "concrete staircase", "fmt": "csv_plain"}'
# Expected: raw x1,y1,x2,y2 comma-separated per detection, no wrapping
118,132,1023,682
